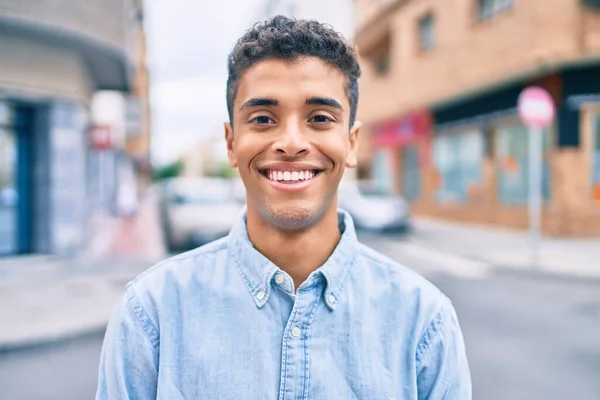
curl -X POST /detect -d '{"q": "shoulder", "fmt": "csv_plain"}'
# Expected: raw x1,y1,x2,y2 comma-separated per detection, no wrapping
352,241,454,332
124,237,230,307
354,242,450,305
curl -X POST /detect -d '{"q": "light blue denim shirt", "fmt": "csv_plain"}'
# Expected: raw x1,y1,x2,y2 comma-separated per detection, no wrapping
96,209,471,399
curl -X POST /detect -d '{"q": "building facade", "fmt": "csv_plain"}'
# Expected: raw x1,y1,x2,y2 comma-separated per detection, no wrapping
354,0,600,237
0,0,149,257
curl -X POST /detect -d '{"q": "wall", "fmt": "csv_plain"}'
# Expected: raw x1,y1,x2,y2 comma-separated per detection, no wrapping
356,0,600,126
403,109,600,237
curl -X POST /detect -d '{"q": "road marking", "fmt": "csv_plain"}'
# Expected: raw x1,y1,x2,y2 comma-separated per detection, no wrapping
396,242,493,279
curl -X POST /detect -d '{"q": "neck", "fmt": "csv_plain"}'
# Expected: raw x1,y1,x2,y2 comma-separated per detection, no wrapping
246,202,341,289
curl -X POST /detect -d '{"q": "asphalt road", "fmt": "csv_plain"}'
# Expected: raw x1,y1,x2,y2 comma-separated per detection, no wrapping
1,234,599,399
0,332,105,400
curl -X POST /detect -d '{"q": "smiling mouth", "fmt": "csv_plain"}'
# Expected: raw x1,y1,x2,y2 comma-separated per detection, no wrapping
259,169,323,184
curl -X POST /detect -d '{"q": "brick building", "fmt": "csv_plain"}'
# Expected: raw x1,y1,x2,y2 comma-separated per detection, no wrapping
354,0,600,237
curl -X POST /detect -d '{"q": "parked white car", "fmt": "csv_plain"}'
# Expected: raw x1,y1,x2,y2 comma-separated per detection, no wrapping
160,177,244,251
338,180,411,233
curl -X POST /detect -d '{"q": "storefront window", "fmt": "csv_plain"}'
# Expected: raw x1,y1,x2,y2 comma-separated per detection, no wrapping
433,130,484,203
496,123,551,205
592,114,600,205
373,149,394,194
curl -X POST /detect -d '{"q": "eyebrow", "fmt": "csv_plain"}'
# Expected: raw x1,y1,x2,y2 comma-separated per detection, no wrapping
239,97,278,112
306,96,344,111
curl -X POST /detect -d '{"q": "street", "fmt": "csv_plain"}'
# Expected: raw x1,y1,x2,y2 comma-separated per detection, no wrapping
1,234,599,399
0,332,104,400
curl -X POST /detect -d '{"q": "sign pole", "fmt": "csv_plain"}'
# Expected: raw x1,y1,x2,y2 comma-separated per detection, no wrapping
528,126,543,268
518,86,555,270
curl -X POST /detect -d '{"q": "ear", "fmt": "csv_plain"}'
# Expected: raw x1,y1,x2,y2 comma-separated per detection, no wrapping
345,120,361,168
224,122,238,168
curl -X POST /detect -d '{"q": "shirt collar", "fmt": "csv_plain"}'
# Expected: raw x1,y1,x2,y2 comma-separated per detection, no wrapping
227,206,358,311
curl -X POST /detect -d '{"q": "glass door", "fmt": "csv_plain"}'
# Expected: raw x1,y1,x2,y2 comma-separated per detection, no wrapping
0,126,17,255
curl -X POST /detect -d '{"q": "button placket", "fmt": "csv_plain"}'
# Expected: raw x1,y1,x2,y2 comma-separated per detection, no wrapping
279,284,320,400
290,326,301,338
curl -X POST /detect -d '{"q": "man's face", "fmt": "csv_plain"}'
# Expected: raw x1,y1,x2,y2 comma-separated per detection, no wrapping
225,57,360,231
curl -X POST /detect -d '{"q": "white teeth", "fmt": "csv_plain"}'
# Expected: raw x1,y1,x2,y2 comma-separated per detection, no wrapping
265,169,318,182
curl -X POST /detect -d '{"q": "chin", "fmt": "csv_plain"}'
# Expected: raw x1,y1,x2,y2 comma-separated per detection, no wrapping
263,202,324,231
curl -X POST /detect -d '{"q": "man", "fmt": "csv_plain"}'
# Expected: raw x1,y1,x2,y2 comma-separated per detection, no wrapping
96,16,471,399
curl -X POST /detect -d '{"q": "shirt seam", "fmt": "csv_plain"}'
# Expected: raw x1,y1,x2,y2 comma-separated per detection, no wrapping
126,283,160,352
415,305,448,370
357,247,396,270
228,243,260,295
130,239,228,285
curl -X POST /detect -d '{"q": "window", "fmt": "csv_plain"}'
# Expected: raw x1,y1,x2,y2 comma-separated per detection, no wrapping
372,149,394,194
365,33,392,76
478,0,513,20
402,146,421,202
375,52,390,75
418,13,435,51
496,122,551,205
592,114,600,205
433,130,484,203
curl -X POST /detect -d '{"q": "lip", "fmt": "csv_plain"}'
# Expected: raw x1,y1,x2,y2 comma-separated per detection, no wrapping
257,161,324,172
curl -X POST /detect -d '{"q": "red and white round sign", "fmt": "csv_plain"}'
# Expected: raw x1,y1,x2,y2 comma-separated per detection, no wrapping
518,87,555,128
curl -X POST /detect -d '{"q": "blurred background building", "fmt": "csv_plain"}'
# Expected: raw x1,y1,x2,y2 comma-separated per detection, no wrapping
355,0,600,237
257,0,354,37
0,0,151,257
180,135,234,179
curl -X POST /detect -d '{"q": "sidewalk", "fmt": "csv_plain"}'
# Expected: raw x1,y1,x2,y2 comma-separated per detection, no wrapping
407,217,600,280
0,190,166,352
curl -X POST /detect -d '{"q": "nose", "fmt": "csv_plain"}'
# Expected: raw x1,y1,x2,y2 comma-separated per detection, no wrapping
273,119,310,156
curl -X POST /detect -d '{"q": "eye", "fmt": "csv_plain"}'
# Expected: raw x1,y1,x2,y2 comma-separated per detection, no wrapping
251,116,275,125
309,115,333,123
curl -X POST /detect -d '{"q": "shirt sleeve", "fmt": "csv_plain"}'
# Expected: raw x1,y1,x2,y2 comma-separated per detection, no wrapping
415,300,472,400
96,285,159,400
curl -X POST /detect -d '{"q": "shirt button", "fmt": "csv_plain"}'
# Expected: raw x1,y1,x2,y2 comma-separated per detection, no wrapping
291,326,301,338
327,294,337,304
275,274,284,284
256,290,265,301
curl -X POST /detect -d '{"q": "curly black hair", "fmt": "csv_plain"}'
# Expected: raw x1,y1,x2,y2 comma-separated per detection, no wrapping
226,15,361,127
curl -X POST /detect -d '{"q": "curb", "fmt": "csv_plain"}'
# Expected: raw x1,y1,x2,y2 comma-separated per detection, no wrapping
0,323,108,354
490,264,600,285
